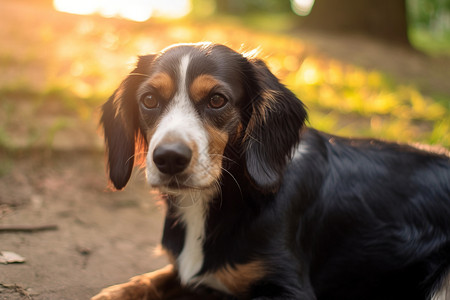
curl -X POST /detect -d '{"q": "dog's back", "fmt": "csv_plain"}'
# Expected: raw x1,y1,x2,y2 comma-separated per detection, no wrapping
283,129,450,300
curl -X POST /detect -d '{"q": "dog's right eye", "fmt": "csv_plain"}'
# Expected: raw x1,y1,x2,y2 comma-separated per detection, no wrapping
140,93,159,110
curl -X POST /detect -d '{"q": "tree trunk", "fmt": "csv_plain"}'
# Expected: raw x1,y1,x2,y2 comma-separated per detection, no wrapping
300,0,410,45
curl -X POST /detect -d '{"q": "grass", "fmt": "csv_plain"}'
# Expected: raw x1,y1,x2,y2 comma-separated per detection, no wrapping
409,28,450,56
283,57,449,144
0,1,449,151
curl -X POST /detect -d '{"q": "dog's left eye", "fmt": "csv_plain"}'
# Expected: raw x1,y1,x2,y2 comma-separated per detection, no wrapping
140,93,159,110
208,94,227,109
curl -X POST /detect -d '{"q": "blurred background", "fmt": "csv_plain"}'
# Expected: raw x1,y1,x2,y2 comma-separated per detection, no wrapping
0,0,449,298
1,0,449,155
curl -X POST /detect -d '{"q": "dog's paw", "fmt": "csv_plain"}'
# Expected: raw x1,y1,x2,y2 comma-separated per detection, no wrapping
91,265,177,300
91,275,159,300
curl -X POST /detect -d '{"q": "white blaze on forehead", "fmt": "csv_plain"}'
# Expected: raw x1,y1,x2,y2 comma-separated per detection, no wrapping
178,55,190,97
148,55,206,150
145,54,215,187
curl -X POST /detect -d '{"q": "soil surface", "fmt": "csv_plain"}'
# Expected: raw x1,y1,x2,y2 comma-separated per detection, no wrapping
0,150,168,300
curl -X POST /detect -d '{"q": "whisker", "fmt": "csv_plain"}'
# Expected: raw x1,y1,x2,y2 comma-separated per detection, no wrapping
220,167,243,201
213,180,223,209
175,176,180,189
183,173,195,185
188,189,196,206
133,167,146,179
125,151,149,166
209,153,238,165
128,73,151,78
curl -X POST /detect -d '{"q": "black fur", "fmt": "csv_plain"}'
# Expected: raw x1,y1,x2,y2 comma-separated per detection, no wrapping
101,55,155,189
243,58,307,191
101,43,450,299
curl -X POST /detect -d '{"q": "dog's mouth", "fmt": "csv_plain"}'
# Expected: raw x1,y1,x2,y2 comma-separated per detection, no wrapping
151,175,214,192
165,180,200,190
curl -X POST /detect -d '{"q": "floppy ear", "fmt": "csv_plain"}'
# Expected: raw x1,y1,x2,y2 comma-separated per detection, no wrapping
101,55,155,190
243,58,307,191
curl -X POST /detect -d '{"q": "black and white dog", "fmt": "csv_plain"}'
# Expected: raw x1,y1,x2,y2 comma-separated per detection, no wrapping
93,43,450,300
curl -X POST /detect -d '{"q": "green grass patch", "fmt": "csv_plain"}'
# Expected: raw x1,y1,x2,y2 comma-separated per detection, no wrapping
409,28,450,56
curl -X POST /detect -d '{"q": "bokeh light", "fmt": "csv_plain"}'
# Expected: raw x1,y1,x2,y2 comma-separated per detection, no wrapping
53,0,192,22
291,0,315,16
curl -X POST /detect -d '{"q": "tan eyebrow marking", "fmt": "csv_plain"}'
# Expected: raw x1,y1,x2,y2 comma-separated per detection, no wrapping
147,72,174,100
190,74,221,103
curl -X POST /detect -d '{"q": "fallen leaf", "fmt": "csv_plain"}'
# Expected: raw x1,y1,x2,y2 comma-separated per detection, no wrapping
0,251,26,264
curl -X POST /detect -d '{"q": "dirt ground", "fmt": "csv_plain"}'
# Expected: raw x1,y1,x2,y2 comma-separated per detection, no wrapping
0,148,170,300
0,149,169,300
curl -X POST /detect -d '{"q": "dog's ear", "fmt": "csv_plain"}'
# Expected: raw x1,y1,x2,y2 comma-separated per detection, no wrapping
101,55,155,190
242,58,307,191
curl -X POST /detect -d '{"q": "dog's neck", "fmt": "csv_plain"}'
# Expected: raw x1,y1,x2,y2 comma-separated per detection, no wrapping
167,190,213,285
161,159,274,286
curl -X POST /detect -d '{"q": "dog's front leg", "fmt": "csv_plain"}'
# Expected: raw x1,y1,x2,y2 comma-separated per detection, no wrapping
91,264,181,300
91,264,229,300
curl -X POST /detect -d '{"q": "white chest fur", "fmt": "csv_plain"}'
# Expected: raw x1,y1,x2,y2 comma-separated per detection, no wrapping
175,190,210,285
171,190,242,295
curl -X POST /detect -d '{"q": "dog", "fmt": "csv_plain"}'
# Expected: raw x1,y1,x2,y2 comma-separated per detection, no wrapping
92,43,450,300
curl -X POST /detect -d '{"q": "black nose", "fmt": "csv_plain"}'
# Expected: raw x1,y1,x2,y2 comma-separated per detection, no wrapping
153,142,192,175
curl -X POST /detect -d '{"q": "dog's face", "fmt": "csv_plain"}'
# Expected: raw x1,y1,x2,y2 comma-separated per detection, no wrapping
102,43,307,193
139,45,247,192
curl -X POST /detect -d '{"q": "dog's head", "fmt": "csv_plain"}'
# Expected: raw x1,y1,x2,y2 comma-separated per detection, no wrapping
101,43,307,193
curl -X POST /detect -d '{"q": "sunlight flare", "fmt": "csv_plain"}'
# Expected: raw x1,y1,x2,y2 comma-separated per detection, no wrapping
53,0,192,22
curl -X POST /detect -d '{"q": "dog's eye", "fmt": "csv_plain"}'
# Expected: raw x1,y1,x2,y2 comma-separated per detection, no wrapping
208,94,227,109
141,93,159,110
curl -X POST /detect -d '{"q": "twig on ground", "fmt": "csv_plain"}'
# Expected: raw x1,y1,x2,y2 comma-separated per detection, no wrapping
0,224,58,233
